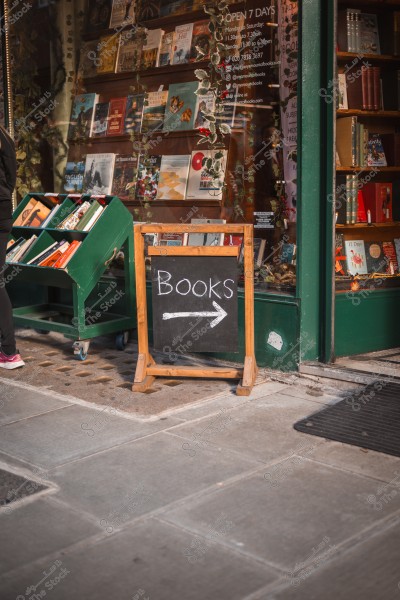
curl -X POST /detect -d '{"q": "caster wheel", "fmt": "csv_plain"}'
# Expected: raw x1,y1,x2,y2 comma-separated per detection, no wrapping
76,348,87,361
116,332,129,351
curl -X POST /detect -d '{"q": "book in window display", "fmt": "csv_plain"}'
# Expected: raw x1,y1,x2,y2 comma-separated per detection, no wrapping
156,155,191,200
359,13,380,55
124,94,145,134
92,102,110,137
159,31,175,67
142,90,168,133
186,150,227,200
67,94,98,141
63,161,85,194
97,34,120,74
345,240,368,276
78,41,99,80
163,81,198,132
116,33,143,73
112,154,137,198
172,23,193,65
189,20,211,62
367,134,387,167
110,0,135,27
160,0,193,17
136,155,162,202
141,28,164,69
137,0,161,21
83,153,116,195
86,0,113,32
107,97,127,136
365,242,387,274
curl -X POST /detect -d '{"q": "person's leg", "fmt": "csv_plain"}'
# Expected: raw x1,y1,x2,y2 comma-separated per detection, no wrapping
0,218,17,355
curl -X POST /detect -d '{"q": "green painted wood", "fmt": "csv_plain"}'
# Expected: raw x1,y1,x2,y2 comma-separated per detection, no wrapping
335,289,400,356
297,0,323,362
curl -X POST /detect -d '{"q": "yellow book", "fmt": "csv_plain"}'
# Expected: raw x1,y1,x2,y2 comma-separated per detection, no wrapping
97,34,120,75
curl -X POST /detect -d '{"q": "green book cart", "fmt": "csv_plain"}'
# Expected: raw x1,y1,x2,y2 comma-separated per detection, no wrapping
7,193,136,360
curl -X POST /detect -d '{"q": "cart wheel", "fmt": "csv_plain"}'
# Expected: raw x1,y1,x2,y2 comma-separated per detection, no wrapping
116,332,129,351
76,348,87,361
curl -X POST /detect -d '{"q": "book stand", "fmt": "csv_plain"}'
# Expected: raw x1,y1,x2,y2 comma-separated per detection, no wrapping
133,223,258,396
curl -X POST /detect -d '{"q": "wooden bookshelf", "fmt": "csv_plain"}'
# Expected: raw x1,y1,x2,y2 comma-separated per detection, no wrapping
337,51,400,64
337,221,400,228
336,166,400,172
337,109,400,117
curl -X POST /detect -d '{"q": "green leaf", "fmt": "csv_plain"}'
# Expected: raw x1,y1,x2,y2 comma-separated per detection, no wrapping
211,52,221,65
194,69,208,79
219,123,231,135
195,87,211,96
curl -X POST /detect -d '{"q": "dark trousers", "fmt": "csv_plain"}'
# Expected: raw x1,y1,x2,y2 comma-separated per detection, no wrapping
0,218,16,355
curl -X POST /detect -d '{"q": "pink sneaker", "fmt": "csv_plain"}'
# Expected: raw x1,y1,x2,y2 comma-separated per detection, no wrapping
0,351,25,369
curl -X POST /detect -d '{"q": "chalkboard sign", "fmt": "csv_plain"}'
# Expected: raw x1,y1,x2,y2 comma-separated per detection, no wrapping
151,256,238,353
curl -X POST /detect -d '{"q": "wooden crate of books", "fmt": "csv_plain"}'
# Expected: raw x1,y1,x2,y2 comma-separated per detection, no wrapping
6,192,136,360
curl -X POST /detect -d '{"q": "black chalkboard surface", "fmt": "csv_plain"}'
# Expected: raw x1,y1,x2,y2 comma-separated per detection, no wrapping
151,256,238,353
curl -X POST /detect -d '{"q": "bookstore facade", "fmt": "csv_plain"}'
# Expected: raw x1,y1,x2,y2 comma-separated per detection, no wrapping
1,0,400,370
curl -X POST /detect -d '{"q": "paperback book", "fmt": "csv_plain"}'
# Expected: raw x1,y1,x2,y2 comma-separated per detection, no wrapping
124,94,145,134
364,242,387,274
14,199,51,227
345,239,368,275
110,0,135,27
359,13,380,55
92,102,110,137
68,94,98,141
156,154,191,200
116,34,143,73
367,134,387,167
187,218,225,247
63,161,85,194
107,97,127,136
163,81,198,132
136,155,162,201
97,34,120,74
82,153,116,195
141,28,164,69
194,90,215,129
142,90,168,133
159,31,175,67
172,23,194,65
190,20,211,62
186,150,227,200
112,154,137,198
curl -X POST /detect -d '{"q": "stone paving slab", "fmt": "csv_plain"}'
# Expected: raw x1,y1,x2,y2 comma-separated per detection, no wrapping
0,405,181,469
161,460,400,571
0,381,72,426
0,517,278,600
266,518,400,600
166,394,325,464
0,497,100,576
49,431,259,523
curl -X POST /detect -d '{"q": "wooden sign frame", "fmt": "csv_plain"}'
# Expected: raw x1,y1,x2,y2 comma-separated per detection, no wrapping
133,223,258,396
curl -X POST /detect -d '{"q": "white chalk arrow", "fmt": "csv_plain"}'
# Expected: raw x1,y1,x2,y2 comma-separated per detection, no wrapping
162,301,228,329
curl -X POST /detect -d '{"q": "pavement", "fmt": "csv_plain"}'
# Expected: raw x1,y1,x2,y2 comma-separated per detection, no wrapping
0,344,400,599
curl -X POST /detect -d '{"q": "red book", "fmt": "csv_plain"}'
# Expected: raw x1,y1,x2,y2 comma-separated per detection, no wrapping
362,182,392,223
107,98,127,136
372,67,380,110
53,241,81,269
366,67,373,111
357,189,367,222
361,66,368,110
382,242,399,274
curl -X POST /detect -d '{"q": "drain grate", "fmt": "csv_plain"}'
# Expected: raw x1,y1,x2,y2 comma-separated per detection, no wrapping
0,468,47,507
38,361,55,367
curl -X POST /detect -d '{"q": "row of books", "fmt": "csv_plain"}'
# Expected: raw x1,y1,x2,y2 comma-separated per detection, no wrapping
80,20,210,79
336,119,395,167
13,196,107,231
338,178,393,226
68,82,221,141
336,235,400,277
86,0,205,33
6,237,81,269
66,150,227,202
337,9,400,55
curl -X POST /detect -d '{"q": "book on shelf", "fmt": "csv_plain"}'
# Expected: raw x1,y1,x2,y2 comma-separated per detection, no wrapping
172,23,194,65
141,28,164,69
110,0,135,27
14,198,52,227
159,31,175,67
337,9,361,53
64,161,85,194
380,133,400,167
364,242,387,274
136,155,162,201
336,116,357,167
194,90,215,129
137,0,161,21
337,73,348,110
190,20,211,62
107,97,127,136
187,218,226,247
367,133,387,167
335,233,346,275
96,34,120,74
186,149,227,200
67,94,98,141
394,238,400,266
78,41,99,79
163,81,198,132
357,188,367,223
362,182,392,223
112,154,137,198
53,241,82,269
345,64,380,110
382,241,399,274
156,154,191,200
359,13,380,55
116,33,143,72
344,239,368,275
83,153,116,195
86,0,113,32
160,0,193,17
124,94,145,134
92,102,110,137
142,90,168,133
